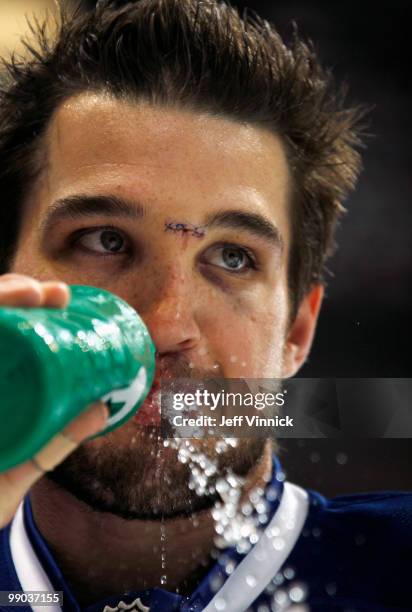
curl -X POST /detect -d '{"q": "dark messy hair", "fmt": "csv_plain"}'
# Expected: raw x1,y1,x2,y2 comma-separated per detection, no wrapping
0,0,365,315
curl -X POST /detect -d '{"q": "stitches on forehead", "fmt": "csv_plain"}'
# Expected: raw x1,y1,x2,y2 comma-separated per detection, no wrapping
164,220,206,238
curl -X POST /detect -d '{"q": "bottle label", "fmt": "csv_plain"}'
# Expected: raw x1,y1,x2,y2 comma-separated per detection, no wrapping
102,366,148,427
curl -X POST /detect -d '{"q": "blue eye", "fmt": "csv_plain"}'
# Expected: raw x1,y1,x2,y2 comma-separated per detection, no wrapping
206,244,256,273
222,247,247,270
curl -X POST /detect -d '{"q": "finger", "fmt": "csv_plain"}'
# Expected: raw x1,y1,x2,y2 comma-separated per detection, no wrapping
0,273,38,282
41,282,71,308
0,276,71,309
63,400,109,443
0,401,109,527
33,401,109,470
0,276,43,307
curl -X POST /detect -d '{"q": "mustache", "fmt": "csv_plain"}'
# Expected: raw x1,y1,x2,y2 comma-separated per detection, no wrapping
154,354,224,380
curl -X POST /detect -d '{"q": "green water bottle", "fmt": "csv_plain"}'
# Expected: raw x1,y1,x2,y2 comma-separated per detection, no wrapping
0,285,156,473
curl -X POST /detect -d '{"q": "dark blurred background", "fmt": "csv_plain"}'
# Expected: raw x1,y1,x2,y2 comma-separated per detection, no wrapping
1,0,410,494
227,0,412,495
232,0,412,495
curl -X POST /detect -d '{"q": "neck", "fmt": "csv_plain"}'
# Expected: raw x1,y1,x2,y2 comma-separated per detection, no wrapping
30,441,273,606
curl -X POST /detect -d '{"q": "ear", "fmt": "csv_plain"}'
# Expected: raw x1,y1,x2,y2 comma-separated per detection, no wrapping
282,284,324,378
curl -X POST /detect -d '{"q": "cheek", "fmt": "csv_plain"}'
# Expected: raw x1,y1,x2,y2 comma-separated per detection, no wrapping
11,224,65,281
10,250,50,281
10,251,86,286
200,285,289,378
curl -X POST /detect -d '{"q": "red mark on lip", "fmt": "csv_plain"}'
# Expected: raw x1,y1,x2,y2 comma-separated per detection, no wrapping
133,382,161,426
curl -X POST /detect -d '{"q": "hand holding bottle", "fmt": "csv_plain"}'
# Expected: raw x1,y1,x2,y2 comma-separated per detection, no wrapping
0,274,109,529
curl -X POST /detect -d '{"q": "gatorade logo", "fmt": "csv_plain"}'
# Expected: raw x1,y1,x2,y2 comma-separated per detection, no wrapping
103,366,147,427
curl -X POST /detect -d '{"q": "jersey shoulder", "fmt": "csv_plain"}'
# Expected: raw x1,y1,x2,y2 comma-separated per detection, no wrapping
284,489,412,610
308,488,412,541
0,522,21,590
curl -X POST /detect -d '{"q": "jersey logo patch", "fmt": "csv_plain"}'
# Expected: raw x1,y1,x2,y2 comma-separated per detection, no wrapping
103,597,150,612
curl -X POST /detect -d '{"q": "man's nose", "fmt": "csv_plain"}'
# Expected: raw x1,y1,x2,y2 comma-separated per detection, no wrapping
136,270,202,356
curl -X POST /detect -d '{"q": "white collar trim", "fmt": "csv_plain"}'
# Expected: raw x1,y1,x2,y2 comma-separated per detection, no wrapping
9,502,62,612
203,481,309,612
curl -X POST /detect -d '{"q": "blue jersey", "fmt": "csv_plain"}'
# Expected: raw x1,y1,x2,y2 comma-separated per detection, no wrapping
1,457,411,611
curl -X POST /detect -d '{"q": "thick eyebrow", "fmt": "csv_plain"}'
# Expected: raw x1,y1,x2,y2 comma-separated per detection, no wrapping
205,209,284,251
40,195,283,251
40,195,146,235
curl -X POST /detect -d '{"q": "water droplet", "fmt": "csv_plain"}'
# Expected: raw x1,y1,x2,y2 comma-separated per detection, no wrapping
256,501,268,514
160,575,167,585
289,582,307,603
310,452,320,463
266,485,278,501
273,588,288,605
283,566,295,580
225,560,236,575
336,452,348,465
267,526,280,538
249,488,263,504
326,582,337,596
265,582,276,594
216,479,230,495
241,502,253,516
229,355,238,363
273,537,285,550
250,532,259,545
209,574,224,592
246,574,257,588
214,597,226,610
236,539,252,554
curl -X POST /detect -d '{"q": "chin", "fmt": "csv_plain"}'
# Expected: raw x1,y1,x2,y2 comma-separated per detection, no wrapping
46,420,267,520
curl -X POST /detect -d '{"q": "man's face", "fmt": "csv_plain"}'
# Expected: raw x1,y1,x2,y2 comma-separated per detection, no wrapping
11,93,298,518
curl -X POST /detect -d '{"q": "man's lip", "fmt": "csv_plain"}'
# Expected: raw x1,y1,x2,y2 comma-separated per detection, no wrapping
132,379,161,426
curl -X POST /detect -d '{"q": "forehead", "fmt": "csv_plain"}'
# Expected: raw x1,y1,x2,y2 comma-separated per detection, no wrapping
38,93,291,239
